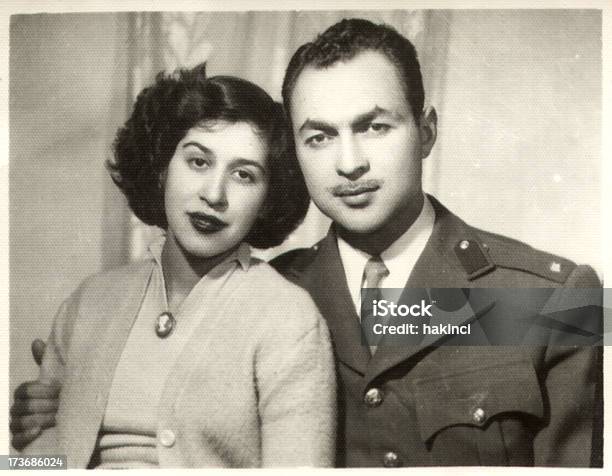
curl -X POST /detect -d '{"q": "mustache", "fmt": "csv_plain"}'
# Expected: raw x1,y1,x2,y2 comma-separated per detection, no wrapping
329,180,383,197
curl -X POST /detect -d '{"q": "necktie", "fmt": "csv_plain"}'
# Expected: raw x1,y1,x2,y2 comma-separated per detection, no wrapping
361,255,389,354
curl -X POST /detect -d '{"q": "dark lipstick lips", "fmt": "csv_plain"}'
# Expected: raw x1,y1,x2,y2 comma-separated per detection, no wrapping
188,212,228,233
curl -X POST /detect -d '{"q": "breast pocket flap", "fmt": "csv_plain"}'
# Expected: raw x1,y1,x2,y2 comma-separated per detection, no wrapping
413,360,544,443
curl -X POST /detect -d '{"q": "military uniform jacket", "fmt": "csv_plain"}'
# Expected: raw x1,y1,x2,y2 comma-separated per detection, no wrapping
272,195,602,467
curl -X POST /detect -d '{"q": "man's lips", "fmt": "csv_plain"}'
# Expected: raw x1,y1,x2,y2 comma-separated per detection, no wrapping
188,212,228,233
331,180,382,197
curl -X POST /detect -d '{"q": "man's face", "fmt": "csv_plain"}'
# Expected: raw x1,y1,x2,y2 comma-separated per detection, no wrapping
290,50,434,236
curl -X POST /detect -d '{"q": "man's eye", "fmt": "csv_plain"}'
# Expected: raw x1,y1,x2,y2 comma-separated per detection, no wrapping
368,123,391,134
232,169,255,183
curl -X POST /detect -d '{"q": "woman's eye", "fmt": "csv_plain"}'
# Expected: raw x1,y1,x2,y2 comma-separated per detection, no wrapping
305,133,330,148
188,157,208,169
232,169,255,183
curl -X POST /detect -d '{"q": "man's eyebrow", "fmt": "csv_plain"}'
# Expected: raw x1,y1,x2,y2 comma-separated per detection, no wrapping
298,106,406,134
298,119,338,135
351,106,405,128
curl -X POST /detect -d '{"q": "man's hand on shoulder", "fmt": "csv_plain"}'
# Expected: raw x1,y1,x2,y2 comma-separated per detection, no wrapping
10,339,60,451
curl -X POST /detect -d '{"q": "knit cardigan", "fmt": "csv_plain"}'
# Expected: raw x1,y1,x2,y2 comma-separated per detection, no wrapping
22,255,336,468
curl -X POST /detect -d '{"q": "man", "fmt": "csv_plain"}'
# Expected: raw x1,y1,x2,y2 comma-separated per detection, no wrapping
11,18,602,467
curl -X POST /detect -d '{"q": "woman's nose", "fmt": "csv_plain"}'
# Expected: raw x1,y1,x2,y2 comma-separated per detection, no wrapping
198,174,228,211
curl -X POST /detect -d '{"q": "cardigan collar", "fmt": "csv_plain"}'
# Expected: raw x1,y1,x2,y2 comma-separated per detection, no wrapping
148,233,252,272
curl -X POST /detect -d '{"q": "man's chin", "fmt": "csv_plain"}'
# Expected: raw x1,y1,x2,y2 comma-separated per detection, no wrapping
332,215,390,235
316,202,392,233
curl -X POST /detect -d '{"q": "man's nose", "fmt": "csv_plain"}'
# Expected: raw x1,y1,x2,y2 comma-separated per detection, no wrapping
335,135,369,180
198,173,228,210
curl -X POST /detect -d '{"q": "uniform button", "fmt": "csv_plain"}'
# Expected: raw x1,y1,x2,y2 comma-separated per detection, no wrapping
364,387,384,407
159,429,176,447
472,407,486,424
459,240,470,250
383,451,401,467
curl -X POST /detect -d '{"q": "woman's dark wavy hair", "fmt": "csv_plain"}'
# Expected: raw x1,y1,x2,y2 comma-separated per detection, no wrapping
108,63,310,249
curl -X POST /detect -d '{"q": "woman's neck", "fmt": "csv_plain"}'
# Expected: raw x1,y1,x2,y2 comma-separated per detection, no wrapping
160,232,235,312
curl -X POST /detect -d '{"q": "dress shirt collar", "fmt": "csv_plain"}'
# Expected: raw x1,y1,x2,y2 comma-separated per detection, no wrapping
147,233,252,272
337,194,436,311
379,195,435,288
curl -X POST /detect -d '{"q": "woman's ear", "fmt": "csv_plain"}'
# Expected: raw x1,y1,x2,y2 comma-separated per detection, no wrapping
418,105,437,159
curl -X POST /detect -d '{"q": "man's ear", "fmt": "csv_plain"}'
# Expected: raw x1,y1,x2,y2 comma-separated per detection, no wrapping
418,105,437,159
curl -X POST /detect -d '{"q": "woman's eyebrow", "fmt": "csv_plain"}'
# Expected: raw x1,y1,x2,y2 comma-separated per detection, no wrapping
230,158,267,173
182,141,213,155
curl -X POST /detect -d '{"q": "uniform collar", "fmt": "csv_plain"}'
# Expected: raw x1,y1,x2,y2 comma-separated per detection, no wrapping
297,196,498,380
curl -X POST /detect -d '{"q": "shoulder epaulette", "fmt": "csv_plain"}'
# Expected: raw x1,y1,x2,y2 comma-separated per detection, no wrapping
475,231,576,284
452,238,495,280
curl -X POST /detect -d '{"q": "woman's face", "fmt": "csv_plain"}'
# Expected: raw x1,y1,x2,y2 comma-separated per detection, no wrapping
164,120,269,259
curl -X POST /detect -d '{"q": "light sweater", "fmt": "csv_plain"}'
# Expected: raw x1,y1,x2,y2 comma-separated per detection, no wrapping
26,240,336,468
94,239,250,467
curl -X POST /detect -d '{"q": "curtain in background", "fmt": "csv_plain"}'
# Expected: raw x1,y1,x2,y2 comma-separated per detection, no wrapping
125,11,451,261
10,10,601,398
123,11,601,272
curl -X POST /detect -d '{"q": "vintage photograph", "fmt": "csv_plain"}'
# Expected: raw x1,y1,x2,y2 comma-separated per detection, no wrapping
7,5,604,469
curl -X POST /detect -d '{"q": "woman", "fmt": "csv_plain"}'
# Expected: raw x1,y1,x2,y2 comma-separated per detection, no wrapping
20,63,335,468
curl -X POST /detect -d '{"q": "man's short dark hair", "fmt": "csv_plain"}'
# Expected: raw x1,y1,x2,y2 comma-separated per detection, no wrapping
108,63,310,249
282,18,425,120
